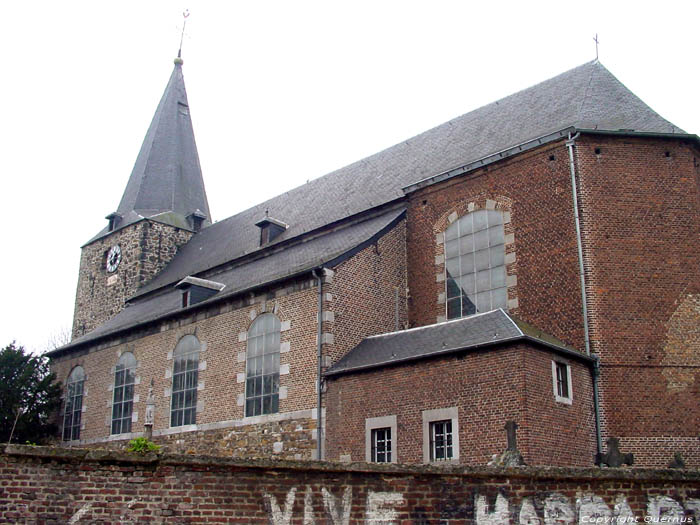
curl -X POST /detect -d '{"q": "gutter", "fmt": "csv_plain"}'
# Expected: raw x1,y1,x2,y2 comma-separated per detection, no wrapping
311,268,324,461
402,128,698,196
565,132,603,458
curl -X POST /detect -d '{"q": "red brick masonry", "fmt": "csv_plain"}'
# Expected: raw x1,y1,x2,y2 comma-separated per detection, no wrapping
1,446,698,524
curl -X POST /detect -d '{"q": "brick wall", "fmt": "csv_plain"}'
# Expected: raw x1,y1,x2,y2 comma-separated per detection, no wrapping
54,220,406,459
574,135,700,467
325,342,596,467
406,140,586,350
1,446,698,524
327,219,408,364
72,220,193,338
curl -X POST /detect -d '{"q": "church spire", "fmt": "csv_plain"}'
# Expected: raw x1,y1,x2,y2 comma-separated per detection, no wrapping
103,57,211,237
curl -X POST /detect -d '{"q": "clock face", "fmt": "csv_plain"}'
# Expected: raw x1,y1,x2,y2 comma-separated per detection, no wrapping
106,245,122,273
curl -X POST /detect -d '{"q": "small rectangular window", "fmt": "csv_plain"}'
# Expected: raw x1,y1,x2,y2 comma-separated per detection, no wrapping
365,415,397,463
429,420,453,461
552,361,573,404
371,427,392,463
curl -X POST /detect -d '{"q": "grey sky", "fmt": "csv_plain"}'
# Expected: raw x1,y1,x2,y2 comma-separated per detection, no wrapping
0,1,697,353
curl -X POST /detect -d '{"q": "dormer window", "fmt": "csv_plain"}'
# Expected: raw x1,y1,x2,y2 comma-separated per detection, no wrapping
255,212,288,246
187,209,207,233
175,276,225,308
105,212,122,232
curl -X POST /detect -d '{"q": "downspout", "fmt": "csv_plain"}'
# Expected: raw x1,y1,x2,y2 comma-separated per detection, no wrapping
566,132,603,457
311,268,324,460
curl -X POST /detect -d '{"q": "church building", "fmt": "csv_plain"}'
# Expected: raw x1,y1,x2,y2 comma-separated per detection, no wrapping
48,56,699,468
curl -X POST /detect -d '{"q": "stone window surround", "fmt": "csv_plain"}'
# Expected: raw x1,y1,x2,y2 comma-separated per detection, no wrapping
365,415,398,463
422,406,460,464
552,359,573,405
236,303,292,414
108,350,140,435
62,365,87,442
435,198,517,323
164,334,207,423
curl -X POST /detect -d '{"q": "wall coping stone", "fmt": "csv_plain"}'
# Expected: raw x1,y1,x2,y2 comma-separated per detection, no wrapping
4,445,698,483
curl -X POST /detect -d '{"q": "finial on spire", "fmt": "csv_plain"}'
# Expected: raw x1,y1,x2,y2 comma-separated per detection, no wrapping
175,9,190,65
593,33,600,61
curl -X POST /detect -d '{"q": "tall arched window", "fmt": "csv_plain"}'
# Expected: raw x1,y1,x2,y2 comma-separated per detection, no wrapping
62,366,85,441
111,352,136,435
246,313,281,417
171,335,200,427
445,209,507,319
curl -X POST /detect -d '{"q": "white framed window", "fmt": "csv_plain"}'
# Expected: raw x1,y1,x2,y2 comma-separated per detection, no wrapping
445,209,507,319
246,313,281,417
63,366,85,441
552,360,572,404
422,407,459,463
171,335,200,427
111,352,136,435
365,415,397,463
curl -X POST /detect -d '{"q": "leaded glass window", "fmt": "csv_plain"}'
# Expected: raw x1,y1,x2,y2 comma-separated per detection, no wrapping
62,366,85,441
445,209,507,319
246,313,280,417
170,335,200,427
111,352,136,435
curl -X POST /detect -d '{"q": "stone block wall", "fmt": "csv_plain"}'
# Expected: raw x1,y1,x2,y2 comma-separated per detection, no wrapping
1,445,699,524
325,342,597,467
72,220,193,338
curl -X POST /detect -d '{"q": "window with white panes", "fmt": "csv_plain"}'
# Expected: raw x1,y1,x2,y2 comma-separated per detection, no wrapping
171,335,200,427
111,352,136,435
63,366,85,441
246,313,281,417
444,209,507,319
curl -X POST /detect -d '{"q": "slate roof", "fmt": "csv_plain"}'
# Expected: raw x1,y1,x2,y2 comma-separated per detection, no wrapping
89,60,211,243
54,207,405,354
324,309,593,377
133,60,683,298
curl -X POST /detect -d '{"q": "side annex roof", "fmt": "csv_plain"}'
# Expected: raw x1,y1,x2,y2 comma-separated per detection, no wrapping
325,309,595,377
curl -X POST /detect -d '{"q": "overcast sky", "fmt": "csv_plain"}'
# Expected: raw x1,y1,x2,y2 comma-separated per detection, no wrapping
1,1,697,354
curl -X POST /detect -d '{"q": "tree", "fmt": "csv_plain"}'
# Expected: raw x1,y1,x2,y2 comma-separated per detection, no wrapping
0,342,63,444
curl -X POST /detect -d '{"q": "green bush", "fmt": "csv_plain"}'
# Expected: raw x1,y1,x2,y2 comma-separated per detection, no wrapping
126,437,160,454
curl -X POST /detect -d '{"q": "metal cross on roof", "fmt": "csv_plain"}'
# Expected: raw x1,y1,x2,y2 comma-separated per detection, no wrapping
593,33,600,61
178,9,190,59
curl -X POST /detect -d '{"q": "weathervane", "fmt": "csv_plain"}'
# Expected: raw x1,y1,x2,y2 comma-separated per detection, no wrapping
178,9,190,59
593,33,599,61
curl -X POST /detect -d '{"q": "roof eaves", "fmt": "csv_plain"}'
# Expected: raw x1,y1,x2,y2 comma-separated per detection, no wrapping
402,127,576,195
577,129,700,144
130,201,406,301
50,210,406,358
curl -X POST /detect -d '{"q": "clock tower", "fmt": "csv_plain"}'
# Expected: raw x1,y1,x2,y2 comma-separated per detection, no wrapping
71,56,211,339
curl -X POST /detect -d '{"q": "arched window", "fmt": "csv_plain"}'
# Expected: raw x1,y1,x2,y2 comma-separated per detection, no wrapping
170,335,200,427
62,366,85,441
246,313,280,417
111,352,136,435
445,209,507,319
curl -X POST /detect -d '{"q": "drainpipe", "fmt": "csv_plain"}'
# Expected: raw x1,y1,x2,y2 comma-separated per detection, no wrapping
311,268,324,460
566,132,603,457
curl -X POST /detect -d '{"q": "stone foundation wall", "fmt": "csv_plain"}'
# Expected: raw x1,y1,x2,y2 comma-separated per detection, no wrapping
67,416,317,460
1,445,699,524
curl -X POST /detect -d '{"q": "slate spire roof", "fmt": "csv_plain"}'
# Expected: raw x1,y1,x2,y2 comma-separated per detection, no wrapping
91,58,211,242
